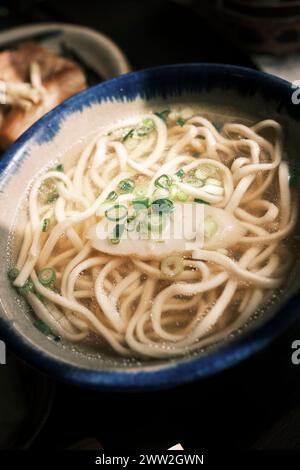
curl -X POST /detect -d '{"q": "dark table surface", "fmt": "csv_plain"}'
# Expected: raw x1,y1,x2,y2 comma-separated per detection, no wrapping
1,0,300,451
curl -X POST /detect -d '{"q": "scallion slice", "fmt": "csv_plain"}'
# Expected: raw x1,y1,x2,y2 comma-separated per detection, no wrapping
40,177,59,205
34,319,52,336
110,238,120,245
137,118,154,136
18,279,35,296
105,204,128,221
160,256,184,279
46,191,59,204
7,267,20,281
194,198,210,205
176,117,185,127
55,164,64,172
176,191,188,202
175,168,185,178
154,174,172,189
42,218,50,232
122,129,135,141
106,190,118,202
154,109,170,123
186,176,204,188
118,179,135,193
151,198,174,214
132,198,150,209
195,164,216,180
204,216,218,239
38,267,56,286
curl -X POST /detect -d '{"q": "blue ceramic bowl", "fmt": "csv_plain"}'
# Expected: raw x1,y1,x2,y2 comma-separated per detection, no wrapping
0,64,299,390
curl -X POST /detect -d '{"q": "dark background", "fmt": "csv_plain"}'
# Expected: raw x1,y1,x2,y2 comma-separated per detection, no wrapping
1,0,300,451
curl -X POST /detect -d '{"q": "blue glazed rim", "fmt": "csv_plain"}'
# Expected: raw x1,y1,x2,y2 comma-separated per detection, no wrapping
0,63,299,391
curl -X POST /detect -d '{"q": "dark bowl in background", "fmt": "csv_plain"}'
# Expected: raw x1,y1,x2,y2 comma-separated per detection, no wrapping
175,0,300,55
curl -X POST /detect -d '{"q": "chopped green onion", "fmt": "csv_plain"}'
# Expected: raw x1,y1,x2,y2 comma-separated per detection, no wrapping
118,179,135,193
110,223,125,244
137,118,154,136
160,256,184,279
168,185,188,202
34,319,59,341
42,218,50,232
40,178,59,204
134,184,148,198
132,198,150,209
204,216,218,239
105,204,128,221
154,174,172,189
18,279,35,296
154,109,170,123
110,238,120,245
151,198,174,214
194,198,210,205
46,191,59,204
38,267,56,286
175,168,185,178
186,176,204,187
8,267,20,281
176,191,188,202
55,164,64,172
122,129,135,141
124,135,139,150
294,235,300,241
176,117,185,127
195,164,216,180
144,118,154,127
106,190,118,202
289,160,297,188
34,319,52,336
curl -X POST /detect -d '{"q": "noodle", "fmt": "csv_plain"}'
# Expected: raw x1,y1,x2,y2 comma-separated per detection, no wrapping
8,109,296,358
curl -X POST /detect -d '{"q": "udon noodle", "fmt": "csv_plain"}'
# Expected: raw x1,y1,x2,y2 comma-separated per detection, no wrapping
8,108,297,358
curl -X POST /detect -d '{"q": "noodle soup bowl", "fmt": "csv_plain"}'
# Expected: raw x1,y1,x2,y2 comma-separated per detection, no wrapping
0,64,299,390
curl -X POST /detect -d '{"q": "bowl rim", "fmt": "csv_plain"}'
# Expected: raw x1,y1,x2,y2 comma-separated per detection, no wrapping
0,63,298,390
